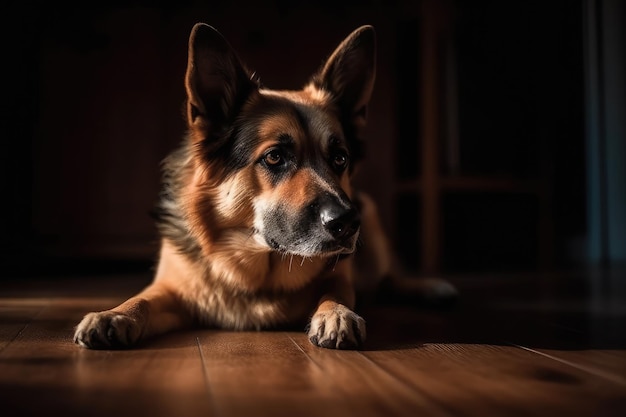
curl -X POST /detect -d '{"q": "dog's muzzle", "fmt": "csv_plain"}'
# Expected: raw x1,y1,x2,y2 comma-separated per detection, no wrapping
259,192,361,256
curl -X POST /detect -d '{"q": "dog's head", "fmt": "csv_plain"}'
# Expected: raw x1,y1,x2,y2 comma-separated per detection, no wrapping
181,23,376,259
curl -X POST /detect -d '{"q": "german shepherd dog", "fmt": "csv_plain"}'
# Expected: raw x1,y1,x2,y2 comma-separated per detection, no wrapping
74,23,454,350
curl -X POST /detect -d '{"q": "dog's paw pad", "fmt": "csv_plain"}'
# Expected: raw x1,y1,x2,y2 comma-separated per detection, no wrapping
307,305,365,350
74,311,141,349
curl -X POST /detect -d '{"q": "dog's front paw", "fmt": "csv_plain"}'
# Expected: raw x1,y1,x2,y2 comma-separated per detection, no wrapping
74,311,142,349
307,304,366,350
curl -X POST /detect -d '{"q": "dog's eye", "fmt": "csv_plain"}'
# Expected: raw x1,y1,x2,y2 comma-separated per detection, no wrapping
264,150,283,166
331,151,349,171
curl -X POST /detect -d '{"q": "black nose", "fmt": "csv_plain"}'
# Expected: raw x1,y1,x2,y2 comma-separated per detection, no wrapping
319,196,360,241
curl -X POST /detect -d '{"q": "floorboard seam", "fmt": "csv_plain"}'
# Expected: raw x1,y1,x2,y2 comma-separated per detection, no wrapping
0,302,49,355
286,334,323,370
509,343,626,387
197,336,225,417
359,351,456,417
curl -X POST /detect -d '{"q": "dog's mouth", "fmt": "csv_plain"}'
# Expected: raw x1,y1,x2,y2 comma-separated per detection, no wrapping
266,231,359,258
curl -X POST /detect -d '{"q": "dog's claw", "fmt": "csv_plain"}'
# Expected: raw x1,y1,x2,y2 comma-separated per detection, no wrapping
307,304,366,350
74,311,141,349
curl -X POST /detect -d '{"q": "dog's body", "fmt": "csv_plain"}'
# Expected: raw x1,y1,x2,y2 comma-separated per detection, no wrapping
74,23,453,350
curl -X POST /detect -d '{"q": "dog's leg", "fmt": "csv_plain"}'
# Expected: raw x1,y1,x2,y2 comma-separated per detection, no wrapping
307,261,366,350
74,282,191,349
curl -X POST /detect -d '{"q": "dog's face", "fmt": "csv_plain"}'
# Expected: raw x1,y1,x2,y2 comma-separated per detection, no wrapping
182,24,376,258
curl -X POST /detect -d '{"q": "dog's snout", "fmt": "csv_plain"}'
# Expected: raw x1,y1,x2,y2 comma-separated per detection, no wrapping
319,197,360,241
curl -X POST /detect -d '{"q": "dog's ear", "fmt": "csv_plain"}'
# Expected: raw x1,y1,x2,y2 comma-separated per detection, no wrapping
311,25,376,131
185,23,258,141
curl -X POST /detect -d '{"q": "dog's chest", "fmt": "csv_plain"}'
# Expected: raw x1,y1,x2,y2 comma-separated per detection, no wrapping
185,277,322,330
156,239,329,330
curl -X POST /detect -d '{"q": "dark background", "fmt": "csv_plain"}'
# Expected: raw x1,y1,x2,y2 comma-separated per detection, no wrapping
1,0,624,278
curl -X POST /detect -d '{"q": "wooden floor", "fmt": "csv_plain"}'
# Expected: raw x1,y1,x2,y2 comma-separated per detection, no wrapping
1,269,625,417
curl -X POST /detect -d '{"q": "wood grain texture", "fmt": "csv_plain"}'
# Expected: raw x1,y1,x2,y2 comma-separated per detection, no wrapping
1,272,625,417
363,343,625,417
0,298,213,417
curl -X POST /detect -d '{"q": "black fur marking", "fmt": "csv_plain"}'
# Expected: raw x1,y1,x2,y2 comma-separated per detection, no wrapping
153,139,204,260
199,112,261,180
201,94,301,180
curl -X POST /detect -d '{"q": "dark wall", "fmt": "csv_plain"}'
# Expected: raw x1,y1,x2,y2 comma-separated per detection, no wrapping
450,0,587,270
1,1,591,277
1,1,406,276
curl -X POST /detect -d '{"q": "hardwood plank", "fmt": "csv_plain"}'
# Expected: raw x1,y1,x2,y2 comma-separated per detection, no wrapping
197,331,451,417
294,332,452,417
198,331,339,417
0,299,48,351
481,294,626,384
509,318,626,387
0,298,214,417
362,343,626,417
1,271,624,417
528,347,626,386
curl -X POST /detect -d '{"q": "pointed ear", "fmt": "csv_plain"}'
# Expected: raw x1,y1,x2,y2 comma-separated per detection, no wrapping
185,23,258,141
311,25,376,129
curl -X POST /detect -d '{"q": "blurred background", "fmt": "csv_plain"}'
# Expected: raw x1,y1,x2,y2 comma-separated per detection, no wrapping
1,0,624,279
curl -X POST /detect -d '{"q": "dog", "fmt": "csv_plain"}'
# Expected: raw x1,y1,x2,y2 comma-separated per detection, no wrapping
74,23,456,350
